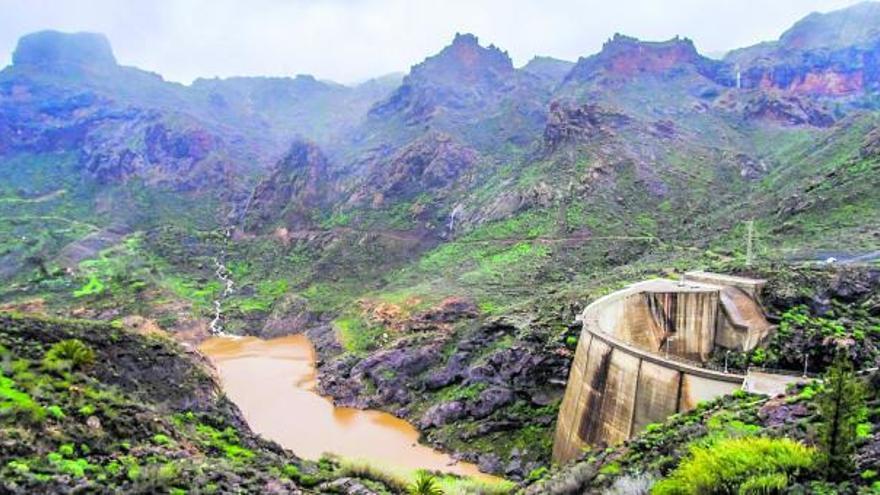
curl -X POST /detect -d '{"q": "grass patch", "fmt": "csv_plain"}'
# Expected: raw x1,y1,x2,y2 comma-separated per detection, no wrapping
333,316,387,354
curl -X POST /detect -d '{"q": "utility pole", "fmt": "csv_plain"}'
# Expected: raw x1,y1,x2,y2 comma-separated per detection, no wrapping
745,220,755,267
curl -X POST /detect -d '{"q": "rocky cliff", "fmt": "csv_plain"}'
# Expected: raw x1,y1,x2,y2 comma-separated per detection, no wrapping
727,2,880,97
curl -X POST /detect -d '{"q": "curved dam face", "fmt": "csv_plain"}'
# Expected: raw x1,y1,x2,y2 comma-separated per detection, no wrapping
553,272,771,463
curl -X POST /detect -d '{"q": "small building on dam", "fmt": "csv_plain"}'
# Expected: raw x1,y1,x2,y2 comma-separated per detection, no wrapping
553,271,775,463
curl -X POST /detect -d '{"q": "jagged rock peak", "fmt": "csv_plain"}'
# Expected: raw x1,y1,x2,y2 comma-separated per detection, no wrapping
596,33,700,68
452,32,480,46
562,33,728,86
418,32,514,78
12,30,117,70
368,32,517,120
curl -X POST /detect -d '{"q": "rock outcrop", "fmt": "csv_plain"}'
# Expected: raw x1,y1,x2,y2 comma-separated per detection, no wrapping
370,33,516,124
350,132,479,206
740,92,835,127
244,141,334,231
563,34,732,86
727,3,880,96
543,101,632,150
314,312,570,479
12,30,118,73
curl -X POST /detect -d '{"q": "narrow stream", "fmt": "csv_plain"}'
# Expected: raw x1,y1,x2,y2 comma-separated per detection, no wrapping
200,334,497,481
209,228,234,335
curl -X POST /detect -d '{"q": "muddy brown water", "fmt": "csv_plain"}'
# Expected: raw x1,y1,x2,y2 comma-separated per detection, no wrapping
200,335,495,481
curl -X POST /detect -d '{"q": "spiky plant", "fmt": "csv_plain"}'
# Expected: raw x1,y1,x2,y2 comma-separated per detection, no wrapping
408,471,443,495
43,339,95,371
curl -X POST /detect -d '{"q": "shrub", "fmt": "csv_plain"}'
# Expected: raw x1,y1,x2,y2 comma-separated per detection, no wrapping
195,424,254,461
43,339,95,371
0,372,46,422
152,434,172,445
527,466,549,481
651,437,816,495
6,460,29,473
282,463,301,480
737,473,788,494
817,354,867,481
73,275,105,298
600,462,622,475
409,471,444,495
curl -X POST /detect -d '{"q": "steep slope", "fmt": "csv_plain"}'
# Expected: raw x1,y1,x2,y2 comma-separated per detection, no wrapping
525,376,879,494
0,312,398,493
727,2,880,98
362,33,551,155
0,30,393,288
0,31,254,189
243,140,336,233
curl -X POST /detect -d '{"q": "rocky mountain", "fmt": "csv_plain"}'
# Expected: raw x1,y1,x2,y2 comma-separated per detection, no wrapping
1,2,880,489
12,30,118,74
0,30,398,281
563,34,731,87
364,33,552,154
1,31,264,196
1,30,398,194
727,1,880,97
243,140,335,232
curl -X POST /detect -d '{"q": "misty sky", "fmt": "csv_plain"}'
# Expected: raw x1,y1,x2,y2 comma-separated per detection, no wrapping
0,0,867,85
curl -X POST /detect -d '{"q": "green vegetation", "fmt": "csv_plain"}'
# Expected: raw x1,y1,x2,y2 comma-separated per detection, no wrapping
721,297,880,375
194,423,255,462
332,458,513,494
817,355,868,481
1,17,879,494
408,471,444,495
334,315,388,354
73,275,105,298
42,339,95,372
2,312,517,493
651,437,816,494
0,369,45,423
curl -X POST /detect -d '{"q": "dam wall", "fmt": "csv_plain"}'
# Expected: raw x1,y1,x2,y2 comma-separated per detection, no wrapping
553,276,770,463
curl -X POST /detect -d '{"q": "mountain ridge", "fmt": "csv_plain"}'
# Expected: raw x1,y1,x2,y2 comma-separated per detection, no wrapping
1,3,879,487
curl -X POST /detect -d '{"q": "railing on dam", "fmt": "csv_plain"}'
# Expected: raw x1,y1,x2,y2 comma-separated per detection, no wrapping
583,312,746,383
581,280,746,381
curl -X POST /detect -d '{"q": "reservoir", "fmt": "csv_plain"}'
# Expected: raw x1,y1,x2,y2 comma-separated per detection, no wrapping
200,334,494,480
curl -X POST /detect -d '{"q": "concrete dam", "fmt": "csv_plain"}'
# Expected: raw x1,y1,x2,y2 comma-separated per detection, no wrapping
553,271,774,462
